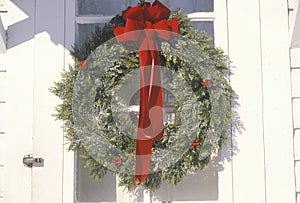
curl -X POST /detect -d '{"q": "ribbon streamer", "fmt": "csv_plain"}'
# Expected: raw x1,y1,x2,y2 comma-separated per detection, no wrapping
114,0,178,186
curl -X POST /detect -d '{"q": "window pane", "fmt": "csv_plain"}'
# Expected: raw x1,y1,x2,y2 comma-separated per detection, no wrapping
77,0,213,15
154,0,213,12
77,0,129,16
76,156,117,202
77,23,105,43
152,157,218,201
190,21,214,43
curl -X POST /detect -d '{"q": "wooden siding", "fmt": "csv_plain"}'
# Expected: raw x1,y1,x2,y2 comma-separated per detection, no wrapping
291,47,300,203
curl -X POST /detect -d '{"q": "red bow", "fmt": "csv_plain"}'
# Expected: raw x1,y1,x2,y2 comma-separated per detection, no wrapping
114,0,178,186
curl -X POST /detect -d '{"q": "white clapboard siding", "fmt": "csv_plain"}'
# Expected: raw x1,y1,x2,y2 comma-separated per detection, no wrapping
0,135,4,166
294,99,300,128
292,69,300,98
296,161,300,193
0,16,5,54
295,130,300,161
0,103,4,134
291,47,300,202
0,63,5,132
0,166,4,198
291,48,300,68
0,70,6,102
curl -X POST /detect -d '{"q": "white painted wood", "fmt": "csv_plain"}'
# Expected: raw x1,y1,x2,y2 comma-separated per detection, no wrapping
187,12,215,20
292,69,300,97
214,1,234,202
0,103,5,132
4,1,36,202
295,130,300,161
291,0,300,47
0,135,5,166
294,98,300,128
296,161,300,192
291,48,300,68
63,1,76,203
76,15,114,24
297,193,300,203
31,0,66,203
259,1,296,203
0,16,5,53
0,70,6,103
289,0,298,9
227,0,266,202
1,1,34,200
0,167,4,197
0,0,28,30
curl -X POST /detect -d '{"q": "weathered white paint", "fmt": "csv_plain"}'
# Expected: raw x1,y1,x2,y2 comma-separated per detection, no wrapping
0,17,5,53
227,0,266,202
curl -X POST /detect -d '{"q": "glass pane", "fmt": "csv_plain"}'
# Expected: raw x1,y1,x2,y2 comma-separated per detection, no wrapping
77,23,105,43
152,157,218,201
190,21,214,43
76,156,117,202
77,0,213,15
154,0,213,13
77,0,129,16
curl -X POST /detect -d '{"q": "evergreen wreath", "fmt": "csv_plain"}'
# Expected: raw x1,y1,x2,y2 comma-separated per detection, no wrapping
50,9,233,191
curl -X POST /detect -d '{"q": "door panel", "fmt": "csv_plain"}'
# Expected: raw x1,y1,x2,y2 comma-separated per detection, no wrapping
31,0,65,202
3,0,36,202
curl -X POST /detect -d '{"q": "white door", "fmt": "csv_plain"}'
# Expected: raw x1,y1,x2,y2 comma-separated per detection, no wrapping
1,1,296,203
0,0,231,203
1,0,70,202
71,0,232,202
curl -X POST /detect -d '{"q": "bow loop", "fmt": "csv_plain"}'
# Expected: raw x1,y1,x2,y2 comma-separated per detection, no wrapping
150,0,171,21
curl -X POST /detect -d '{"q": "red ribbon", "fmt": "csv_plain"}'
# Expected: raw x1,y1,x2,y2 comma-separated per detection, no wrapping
114,0,178,186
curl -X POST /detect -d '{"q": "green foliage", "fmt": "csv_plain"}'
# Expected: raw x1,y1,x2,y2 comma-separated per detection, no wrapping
50,9,233,191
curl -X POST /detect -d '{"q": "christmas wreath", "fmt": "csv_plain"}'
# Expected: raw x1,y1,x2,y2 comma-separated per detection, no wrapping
50,1,233,191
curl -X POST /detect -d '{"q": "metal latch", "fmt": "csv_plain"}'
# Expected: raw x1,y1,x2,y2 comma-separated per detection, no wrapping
23,154,44,167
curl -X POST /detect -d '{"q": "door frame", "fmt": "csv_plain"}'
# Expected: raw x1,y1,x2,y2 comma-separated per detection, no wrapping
62,0,234,202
